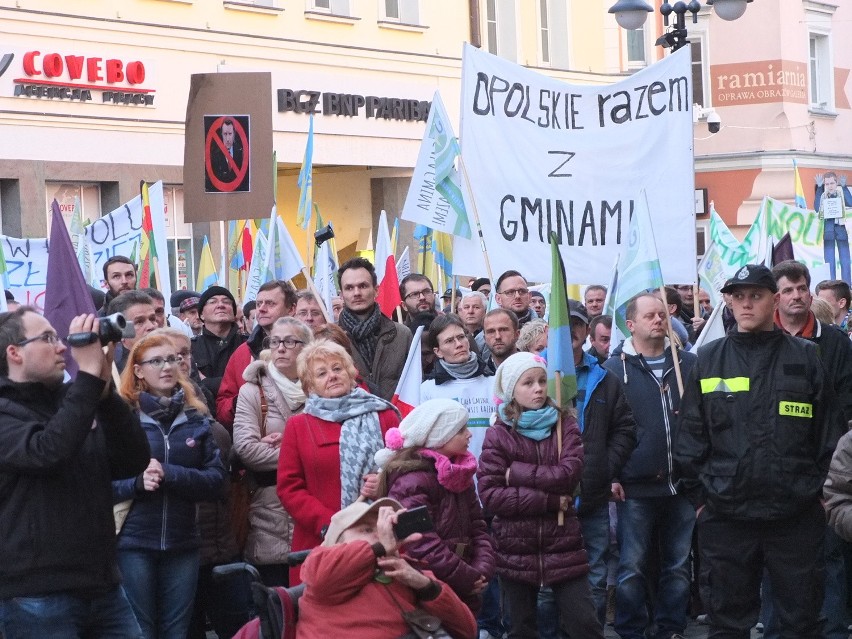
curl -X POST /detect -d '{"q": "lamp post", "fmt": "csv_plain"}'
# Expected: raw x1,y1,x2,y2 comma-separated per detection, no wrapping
608,0,753,52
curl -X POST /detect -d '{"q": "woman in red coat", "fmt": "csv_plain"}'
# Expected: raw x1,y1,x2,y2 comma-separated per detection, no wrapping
276,339,399,583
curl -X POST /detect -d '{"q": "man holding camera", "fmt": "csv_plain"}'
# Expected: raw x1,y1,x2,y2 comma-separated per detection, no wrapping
0,308,150,638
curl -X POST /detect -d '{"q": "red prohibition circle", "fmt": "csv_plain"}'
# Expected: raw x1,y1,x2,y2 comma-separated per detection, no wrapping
205,115,250,192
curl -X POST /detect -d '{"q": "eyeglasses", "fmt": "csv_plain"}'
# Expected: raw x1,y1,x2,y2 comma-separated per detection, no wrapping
268,336,305,350
499,288,530,298
439,334,468,347
175,349,191,360
16,332,61,347
139,355,179,368
404,288,434,301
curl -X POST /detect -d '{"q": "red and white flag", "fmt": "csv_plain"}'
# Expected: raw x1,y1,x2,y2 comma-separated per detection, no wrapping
391,326,423,417
376,254,402,319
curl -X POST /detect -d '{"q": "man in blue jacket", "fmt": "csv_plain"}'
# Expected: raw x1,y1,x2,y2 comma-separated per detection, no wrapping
0,308,150,638
603,293,697,639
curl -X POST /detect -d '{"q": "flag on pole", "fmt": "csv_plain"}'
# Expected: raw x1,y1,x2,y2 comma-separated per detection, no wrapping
296,114,314,230
266,207,307,281
375,210,393,284
396,246,412,281
69,195,94,286
390,217,400,254
414,224,431,274
608,191,665,339
138,183,160,289
376,255,402,318
794,159,808,209
243,229,268,302
429,93,471,239
391,326,424,417
689,302,726,352
44,199,97,378
546,235,577,405
196,236,218,291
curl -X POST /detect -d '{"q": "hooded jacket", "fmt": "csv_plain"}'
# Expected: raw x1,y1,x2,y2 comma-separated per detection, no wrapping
113,406,227,552
603,339,697,499
385,456,495,608
676,329,844,520
0,373,150,599
477,413,588,586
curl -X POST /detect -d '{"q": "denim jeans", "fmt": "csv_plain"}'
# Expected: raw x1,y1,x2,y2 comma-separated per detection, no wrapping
478,576,508,637
615,494,695,639
0,586,143,639
823,220,851,285
117,548,200,639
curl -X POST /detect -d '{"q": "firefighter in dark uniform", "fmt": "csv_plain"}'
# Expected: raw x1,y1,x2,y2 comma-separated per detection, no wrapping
674,264,845,639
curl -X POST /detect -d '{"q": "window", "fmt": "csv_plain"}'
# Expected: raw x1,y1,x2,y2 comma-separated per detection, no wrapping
382,0,418,23
538,0,569,68
485,0,517,62
690,38,707,108
44,182,101,233
312,0,349,14
809,33,832,109
627,25,646,66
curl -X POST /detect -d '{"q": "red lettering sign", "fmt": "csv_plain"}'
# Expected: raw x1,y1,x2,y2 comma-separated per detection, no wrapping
15,50,153,94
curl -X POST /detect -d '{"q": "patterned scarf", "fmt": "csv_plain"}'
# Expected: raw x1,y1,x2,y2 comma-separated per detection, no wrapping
338,304,382,370
139,388,186,429
306,387,400,508
418,449,477,493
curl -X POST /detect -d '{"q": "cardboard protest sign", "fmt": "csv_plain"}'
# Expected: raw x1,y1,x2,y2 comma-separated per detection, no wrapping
184,73,273,222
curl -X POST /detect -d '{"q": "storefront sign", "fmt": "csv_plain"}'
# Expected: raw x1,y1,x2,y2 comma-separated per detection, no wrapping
277,88,430,121
5,49,156,106
711,59,807,106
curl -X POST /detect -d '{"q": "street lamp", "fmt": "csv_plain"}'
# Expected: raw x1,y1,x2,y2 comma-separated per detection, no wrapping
608,0,753,51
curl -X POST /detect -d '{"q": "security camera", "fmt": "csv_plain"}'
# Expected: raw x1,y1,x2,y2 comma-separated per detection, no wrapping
707,110,721,134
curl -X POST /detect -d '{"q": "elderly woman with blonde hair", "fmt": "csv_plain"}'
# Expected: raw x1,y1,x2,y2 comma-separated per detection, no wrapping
276,339,400,583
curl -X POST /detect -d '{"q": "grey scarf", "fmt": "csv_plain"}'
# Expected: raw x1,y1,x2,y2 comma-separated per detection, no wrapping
440,352,481,380
338,304,382,371
306,387,399,508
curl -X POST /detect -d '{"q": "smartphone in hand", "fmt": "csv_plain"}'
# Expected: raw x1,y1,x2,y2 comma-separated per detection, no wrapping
393,505,434,539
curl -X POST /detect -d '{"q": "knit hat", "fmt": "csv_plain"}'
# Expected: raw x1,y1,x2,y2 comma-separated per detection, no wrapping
374,398,469,468
198,285,237,316
321,497,403,547
493,351,547,405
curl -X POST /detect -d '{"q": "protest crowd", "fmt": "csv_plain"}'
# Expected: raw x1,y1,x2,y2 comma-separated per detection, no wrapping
4,213,852,639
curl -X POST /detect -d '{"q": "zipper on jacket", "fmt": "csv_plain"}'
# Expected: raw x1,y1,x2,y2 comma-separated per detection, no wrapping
637,356,678,496
161,428,170,551
536,438,545,587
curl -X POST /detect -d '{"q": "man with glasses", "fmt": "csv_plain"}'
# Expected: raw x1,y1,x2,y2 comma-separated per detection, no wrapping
495,270,536,327
108,291,160,373
399,274,438,319
0,308,150,638
217,280,297,429
191,286,246,399
294,291,328,328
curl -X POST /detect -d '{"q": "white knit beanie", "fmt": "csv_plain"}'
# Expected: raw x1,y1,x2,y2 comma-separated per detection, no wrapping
374,398,469,468
493,351,547,405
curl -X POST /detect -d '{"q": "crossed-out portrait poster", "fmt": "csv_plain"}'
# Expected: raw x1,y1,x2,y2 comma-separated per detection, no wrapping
183,72,273,223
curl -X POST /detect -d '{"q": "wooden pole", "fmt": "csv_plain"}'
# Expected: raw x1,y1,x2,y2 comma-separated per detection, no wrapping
659,284,685,398
555,371,564,527
693,284,700,319
458,157,495,283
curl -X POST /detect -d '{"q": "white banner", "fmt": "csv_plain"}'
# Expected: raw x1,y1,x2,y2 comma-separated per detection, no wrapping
2,236,49,311
454,44,696,284
85,197,143,289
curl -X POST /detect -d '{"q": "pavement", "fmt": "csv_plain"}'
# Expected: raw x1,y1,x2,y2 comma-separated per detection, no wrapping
602,620,765,638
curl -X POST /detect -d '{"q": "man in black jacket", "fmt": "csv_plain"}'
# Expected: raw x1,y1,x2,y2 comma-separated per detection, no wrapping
675,264,845,639
570,302,636,625
0,308,150,637
191,285,246,398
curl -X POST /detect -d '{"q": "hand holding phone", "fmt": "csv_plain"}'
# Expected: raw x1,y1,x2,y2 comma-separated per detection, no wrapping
392,505,434,540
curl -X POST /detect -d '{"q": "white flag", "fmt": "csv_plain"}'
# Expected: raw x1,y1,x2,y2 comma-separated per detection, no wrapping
374,210,392,283
396,246,411,281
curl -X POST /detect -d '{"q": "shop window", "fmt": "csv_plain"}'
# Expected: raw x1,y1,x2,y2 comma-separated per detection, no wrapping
485,0,518,62
45,182,101,232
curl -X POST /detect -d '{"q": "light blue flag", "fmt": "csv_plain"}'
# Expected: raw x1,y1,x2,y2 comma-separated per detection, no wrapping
296,115,314,230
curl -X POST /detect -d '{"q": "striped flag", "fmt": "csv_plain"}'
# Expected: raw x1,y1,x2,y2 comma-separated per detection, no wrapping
196,236,219,291
429,93,471,239
138,183,160,289
546,234,577,405
374,210,393,284
794,159,808,209
391,326,424,417
296,115,314,230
